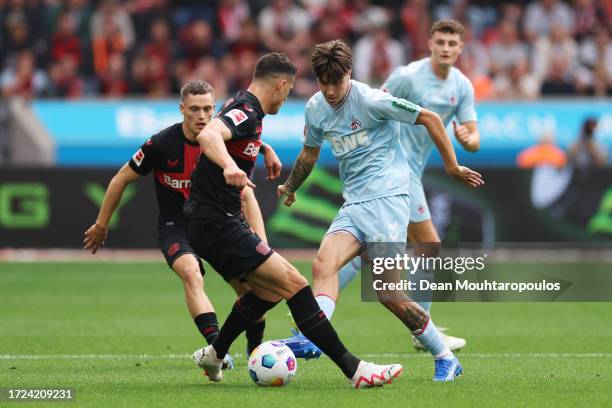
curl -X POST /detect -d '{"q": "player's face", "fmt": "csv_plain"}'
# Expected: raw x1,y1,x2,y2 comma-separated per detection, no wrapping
317,73,351,107
180,93,216,137
269,76,295,114
428,31,463,68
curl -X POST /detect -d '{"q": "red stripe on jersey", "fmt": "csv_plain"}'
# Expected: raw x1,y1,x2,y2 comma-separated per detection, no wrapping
227,138,261,162
154,143,201,199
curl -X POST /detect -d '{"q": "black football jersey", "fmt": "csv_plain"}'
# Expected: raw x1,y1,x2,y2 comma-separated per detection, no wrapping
128,123,200,226
187,90,264,219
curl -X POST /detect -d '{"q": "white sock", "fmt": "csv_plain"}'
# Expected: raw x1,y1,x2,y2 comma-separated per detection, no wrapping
315,294,336,320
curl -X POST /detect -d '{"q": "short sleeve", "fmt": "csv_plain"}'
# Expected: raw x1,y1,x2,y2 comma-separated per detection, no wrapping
217,107,258,140
456,79,477,123
381,67,413,99
366,88,422,125
303,105,324,147
128,137,161,175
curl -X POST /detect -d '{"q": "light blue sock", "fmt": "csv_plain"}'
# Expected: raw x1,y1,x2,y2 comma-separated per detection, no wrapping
412,319,452,360
338,257,361,290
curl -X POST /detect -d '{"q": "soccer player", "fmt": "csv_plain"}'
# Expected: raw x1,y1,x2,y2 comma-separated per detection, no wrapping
187,52,403,388
83,80,282,366
276,40,483,381
337,19,480,352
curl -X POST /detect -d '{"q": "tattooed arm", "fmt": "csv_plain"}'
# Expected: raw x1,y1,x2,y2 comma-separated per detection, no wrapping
277,146,321,207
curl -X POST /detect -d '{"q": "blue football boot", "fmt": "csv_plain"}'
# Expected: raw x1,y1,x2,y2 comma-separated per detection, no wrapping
276,329,322,360
433,357,463,382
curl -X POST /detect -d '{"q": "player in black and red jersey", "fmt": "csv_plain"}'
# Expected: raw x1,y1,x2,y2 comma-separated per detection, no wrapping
187,53,403,388
83,80,283,367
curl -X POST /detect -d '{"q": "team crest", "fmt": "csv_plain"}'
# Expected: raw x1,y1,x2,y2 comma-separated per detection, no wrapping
450,95,457,105
350,115,362,131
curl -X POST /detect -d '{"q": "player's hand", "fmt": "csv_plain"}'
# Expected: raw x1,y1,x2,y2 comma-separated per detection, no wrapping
452,121,470,145
448,165,484,188
277,184,297,207
83,223,108,254
262,144,282,180
224,165,256,189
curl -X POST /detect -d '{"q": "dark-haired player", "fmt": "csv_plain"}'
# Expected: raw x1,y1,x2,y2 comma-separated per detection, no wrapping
187,52,403,388
338,20,480,352
276,39,482,381
84,80,281,367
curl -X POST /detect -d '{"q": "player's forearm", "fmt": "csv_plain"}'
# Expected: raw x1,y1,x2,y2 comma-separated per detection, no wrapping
242,189,267,242
95,176,127,228
418,110,459,173
461,131,480,153
198,130,237,170
284,150,317,193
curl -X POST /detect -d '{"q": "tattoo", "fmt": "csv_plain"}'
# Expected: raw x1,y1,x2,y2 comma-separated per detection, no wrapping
284,152,315,193
380,300,429,331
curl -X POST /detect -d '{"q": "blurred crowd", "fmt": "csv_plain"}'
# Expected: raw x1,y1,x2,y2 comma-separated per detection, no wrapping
0,0,611,100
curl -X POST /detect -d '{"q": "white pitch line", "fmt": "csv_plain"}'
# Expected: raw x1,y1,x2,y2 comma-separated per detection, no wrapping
1,353,612,360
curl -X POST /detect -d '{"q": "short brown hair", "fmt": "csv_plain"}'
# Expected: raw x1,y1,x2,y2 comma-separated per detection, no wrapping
310,40,352,84
430,19,465,38
180,80,214,101
253,52,297,80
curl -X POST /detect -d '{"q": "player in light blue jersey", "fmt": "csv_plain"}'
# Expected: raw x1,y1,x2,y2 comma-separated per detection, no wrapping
338,20,481,352
277,40,483,382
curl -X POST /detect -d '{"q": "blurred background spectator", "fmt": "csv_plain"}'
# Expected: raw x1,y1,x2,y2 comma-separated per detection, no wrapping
0,0,610,99
517,132,567,169
568,117,607,171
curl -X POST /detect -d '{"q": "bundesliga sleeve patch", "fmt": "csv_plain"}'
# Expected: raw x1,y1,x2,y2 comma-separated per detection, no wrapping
133,149,145,166
225,109,248,126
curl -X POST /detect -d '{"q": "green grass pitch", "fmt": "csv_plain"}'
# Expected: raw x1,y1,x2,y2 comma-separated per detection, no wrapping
1,262,611,407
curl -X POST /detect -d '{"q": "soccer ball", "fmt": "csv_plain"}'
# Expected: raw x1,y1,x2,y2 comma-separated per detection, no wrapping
248,341,297,386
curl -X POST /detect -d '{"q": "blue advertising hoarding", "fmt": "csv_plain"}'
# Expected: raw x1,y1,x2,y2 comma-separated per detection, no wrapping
33,99,612,167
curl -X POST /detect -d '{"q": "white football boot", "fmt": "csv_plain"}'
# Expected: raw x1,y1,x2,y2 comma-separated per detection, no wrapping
192,345,224,382
349,361,404,389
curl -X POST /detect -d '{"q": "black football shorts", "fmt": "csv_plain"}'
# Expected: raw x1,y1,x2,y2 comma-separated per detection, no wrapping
186,216,274,282
158,220,205,275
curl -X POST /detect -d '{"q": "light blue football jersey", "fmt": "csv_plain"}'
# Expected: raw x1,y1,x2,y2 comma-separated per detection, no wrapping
382,57,477,178
304,80,422,204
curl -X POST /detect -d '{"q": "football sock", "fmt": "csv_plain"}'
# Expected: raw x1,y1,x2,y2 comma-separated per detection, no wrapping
246,320,266,356
412,318,452,360
212,292,278,359
194,312,219,345
315,295,336,320
338,257,361,290
287,286,360,378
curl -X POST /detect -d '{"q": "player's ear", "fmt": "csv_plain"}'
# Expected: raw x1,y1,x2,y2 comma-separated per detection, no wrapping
179,102,185,114
457,40,464,54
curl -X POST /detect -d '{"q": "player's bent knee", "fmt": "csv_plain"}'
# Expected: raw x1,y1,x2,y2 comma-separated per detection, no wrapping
312,256,336,279
179,265,204,290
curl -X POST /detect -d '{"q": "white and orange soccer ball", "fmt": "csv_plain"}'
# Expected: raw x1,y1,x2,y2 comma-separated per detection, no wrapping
248,341,297,387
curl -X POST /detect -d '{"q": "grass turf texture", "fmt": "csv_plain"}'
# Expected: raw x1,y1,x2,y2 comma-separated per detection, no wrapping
1,262,611,407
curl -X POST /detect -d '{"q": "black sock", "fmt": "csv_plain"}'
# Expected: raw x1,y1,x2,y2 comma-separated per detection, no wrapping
246,320,266,356
287,286,360,378
212,292,278,359
194,312,219,345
